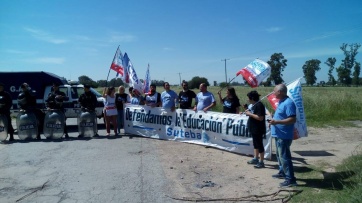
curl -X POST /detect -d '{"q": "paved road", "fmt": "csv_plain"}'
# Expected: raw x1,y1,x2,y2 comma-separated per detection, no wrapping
0,118,177,203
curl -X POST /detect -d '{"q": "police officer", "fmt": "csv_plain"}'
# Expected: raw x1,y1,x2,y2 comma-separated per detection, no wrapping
45,83,69,139
78,84,98,137
18,83,44,140
78,84,97,112
0,82,15,141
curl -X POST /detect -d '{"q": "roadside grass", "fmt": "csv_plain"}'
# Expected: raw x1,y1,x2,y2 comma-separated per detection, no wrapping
170,85,362,128
102,85,362,128
290,150,362,203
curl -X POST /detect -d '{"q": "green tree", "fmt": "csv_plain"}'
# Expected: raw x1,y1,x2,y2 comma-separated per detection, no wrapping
97,80,107,87
336,43,361,86
302,59,321,86
78,75,94,85
78,75,98,87
325,57,337,86
266,53,287,85
188,76,209,89
109,78,124,87
219,82,228,88
151,80,165,86
352,62,361,86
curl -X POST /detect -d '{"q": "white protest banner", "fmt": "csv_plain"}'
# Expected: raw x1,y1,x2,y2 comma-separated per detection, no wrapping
124,104,272,159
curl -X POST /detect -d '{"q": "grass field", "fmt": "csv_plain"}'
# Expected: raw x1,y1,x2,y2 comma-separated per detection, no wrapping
209,86,362,127
290,151,362,203
107,85,362,128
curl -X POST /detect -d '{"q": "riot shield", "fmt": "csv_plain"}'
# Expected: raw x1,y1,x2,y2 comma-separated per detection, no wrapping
16,110,38,140
0,114,8,141
78,110,97,138
43,109,65,139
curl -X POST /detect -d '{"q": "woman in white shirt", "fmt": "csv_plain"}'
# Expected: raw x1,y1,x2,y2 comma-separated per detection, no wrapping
103,87,118,136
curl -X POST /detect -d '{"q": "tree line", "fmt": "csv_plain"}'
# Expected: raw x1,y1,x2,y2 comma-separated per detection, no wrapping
78,43,361,88
263,43,361,86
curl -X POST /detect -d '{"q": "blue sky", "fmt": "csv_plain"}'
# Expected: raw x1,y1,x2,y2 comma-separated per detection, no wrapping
1,0,362,86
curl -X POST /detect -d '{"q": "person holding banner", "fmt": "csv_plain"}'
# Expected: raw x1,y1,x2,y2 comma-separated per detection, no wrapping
244,91,266,168
268,84,297,187
127,87,133,103
144,84,161,108
115,85,128,133
102,87,118,136
130,88,145,105
178,81,196,109
161,82,178,112
217,87,240,114
193,83,216,112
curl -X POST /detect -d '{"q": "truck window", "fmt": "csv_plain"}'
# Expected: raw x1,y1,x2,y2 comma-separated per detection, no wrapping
77,87,85,98
71,87,79,99
59,87,68,96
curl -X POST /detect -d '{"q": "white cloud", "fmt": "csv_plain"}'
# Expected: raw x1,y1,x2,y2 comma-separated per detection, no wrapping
24,27,68,44
4,49,36,55
73,35,91,41
163,47,174,51
286,48,341,59
266,27,282,33
26,57,65,64
108,33,136,43
304,29,356,42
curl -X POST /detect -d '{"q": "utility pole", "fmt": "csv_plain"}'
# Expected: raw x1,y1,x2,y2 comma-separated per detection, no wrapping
221,59,230,84
177,72,182,86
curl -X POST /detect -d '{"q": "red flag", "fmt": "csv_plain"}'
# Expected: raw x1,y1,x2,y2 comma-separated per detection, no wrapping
110,47,124,76
267,94,279,110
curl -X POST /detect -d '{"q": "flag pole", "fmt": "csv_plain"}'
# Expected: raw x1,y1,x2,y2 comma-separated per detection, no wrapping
217,75,238,93
106,45,120,87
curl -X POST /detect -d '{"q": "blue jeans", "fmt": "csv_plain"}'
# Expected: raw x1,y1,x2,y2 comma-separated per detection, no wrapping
275,137,296,182
274,137,283,174
117,110,124,132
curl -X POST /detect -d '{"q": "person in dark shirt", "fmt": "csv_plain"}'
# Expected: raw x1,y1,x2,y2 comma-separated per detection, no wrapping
217,87,240,114
178,81,196,109
78,84,98,137
244,90,266,168
18,83,44,140
115,85,128,133
78,84,97,111
45,83,69,139
17,83,37,110
0,82,15,141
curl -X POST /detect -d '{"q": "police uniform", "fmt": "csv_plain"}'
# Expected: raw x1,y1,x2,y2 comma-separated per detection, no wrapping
78,90,97,111
0,83,14,141
18,83,44,139
45,86,69,138
78,85,98,137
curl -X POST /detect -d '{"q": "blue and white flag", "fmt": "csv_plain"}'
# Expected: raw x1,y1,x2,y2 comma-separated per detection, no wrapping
122,53,130,83
124,54,143,94
143,64,151,94
287,78,308,138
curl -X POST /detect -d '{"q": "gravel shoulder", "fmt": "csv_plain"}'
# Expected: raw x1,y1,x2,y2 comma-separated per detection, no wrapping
153,123,362,202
